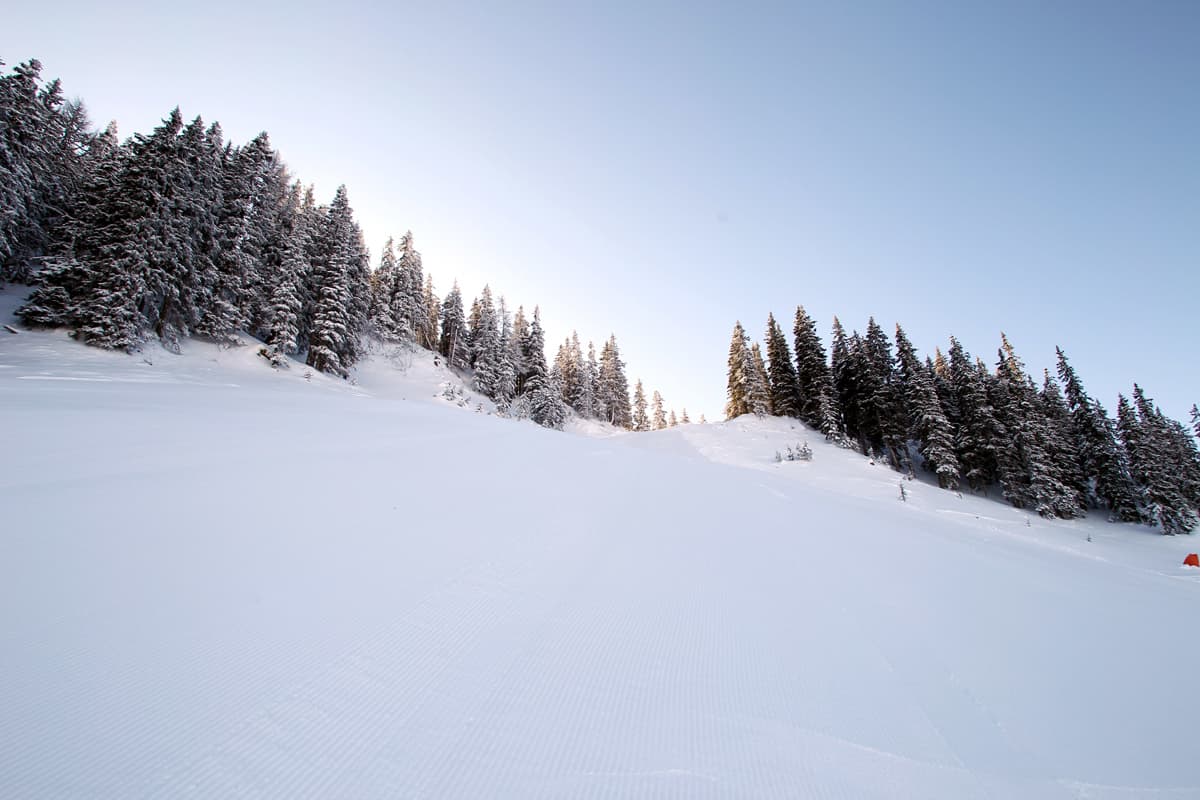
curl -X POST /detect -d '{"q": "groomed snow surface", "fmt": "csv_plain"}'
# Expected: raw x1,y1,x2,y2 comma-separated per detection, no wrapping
2,288,1199,799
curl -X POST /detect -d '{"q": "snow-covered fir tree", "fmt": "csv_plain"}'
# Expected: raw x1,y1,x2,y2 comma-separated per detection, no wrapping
598,335,632,429
764,312,802,418
632,379,649,432
725,321,752,419
369,237,399,337
493,297,517,410
793,306,840,436
306,185,369,377
439,283,467,369
894,324,960,490
1122,386,1198,534
948,337,1005,492
652,390,667,430
1056,348,1142,521
990,334,1083,518
470,286,501,398
748,343,770,417
522,307,567,428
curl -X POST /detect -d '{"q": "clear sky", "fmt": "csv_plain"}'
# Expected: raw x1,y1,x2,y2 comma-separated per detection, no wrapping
5,1,1198,423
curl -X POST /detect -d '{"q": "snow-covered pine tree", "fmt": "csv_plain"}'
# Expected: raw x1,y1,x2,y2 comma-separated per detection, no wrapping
140,109,203,349
191,124,242,342
748,343,770,417
470,285,501,397
48,107,192,349
830,317,862,441
553,333,586,412
598,335,632,428
509,306,530,394
306,185,368,377
261,183,310,357
1056,348,1142,521
725,321,752,419
523,306,547,390
0,60,94,283
1040,371,1090,509
421,274,439,351
198,130,280,342
894,324,961,489
680,408,690,424
1125,386,1198,534
439,283,467,369
569,333,587,414
18,122,122,328
369,237,398,337
465,296,482,368
523,307,567,428
1159,414,1200,513
857,318,906,469
393,231,426,344
652,390,668,430
493,296,517,410
632,379,649,431
236,133,291,335
948,337,1005,492
792,306,835,430
990,335,1084,518
585,340,601,421
669,409,678,427
764,313,802,418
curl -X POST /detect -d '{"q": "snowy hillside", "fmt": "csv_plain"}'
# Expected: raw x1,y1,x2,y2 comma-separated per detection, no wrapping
2,288,1199,800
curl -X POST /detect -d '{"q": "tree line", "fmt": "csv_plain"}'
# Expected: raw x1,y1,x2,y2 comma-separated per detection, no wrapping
0,57,668,431
727,308,1200,533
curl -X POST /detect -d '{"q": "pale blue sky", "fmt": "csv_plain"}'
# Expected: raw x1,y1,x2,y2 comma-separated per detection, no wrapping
5,1,1197,422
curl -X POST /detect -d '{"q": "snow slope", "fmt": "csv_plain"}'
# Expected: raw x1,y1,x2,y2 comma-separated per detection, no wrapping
2,288,1199,799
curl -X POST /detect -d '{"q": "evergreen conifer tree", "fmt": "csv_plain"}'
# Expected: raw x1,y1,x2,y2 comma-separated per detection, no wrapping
748,343,771,417
632,380,649,431
652,390,668,430
493,297,517,409
948,337,1005,492
830,318,861,440
585,341,601,421
1123,386,1198,534
725,321,753,419
894,324,960,489
439,283,467,369
306,185,367,377
598,335,632,428
470,285,501,397
509,306,530,394
764,313,802,418
421,274,439,351
792,306,836,430
369,237,398,337
1056,348,1142,521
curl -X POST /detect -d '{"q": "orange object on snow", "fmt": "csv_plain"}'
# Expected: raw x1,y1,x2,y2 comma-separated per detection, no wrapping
1185,553,1200,568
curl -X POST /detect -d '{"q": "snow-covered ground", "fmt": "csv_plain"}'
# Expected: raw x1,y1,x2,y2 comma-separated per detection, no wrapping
2,287,1199,799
